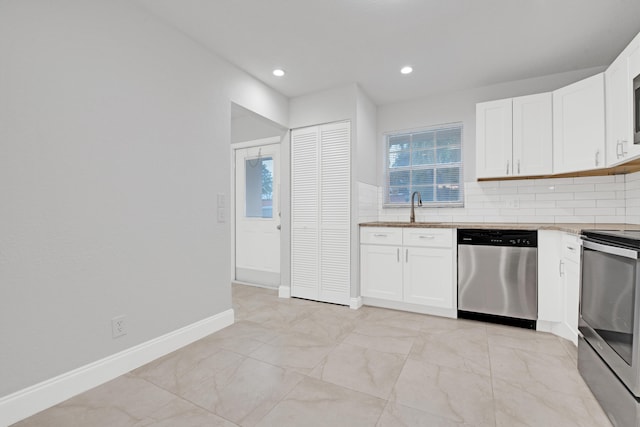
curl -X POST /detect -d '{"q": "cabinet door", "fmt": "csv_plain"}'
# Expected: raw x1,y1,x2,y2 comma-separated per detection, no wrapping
537,230,563,322
476,99,513,178
360,245,403,301
403,247,453,308
513,93,552,176
605,51,632,166
553,73,605,173
563,260,580,343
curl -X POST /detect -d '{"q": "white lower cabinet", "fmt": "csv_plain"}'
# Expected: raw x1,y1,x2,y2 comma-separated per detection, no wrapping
360,227,456,318
360,244,403,301
537,230,581,345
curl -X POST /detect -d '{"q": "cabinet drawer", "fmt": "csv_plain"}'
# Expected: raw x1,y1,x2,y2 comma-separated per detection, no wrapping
403,228,453,248
562,233,581,264
360,227,403,245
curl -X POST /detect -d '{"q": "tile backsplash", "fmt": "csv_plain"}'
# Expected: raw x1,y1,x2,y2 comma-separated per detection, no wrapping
361,171,640,225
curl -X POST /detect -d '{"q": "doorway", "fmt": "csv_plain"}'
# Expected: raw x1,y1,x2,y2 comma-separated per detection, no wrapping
234,141,281,287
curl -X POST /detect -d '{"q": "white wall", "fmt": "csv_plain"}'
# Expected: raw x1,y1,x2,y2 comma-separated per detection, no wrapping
289,84,357,130
377,66,605,184
0,0,288,398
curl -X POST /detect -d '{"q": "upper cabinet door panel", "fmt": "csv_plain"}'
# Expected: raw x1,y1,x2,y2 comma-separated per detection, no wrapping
605,51,631,166
476,99,513,179
553,73,605,174
512,92,553,176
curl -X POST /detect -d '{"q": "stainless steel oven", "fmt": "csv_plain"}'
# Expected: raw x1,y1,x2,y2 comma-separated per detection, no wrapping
579,230,640,426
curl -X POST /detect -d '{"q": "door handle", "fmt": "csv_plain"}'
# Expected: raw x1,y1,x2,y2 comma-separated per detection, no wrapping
559,260,564,276
276,224,281,230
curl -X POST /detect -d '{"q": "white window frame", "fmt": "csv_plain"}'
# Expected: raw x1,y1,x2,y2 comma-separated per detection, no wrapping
383,122,464,208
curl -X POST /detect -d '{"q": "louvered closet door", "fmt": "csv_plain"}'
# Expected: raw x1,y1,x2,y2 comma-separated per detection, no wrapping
291,126,320,300
319,121,350,305
290,121,351,305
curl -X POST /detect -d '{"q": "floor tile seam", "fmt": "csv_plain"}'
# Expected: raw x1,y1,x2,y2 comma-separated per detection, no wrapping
484,324,499,427
250,373,308,426
132,374,241,426
242,344,338,376
298,374,392,409
339,334,416,357
486,341,570,359
373,398,393,426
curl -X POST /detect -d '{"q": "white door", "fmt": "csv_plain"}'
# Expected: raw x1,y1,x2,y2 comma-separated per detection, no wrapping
476,98,513,178
403,246,453,309
235,143,281,286
512,92,553,176
552,73,605,173
360,245,403,301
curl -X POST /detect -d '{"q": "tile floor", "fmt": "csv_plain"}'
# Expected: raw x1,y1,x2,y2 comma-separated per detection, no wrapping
15,284,611,427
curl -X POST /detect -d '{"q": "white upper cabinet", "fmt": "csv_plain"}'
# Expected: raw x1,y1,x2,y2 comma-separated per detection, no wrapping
606,33,640,166
476,99,513,179
513,93,553,176
553,73,606,174
476,94,552,179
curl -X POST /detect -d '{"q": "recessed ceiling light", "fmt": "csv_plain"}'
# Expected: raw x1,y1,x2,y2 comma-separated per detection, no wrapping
400,66,413,75
273,69,285,77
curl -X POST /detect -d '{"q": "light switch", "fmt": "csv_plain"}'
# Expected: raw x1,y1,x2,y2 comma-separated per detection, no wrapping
217,207,225,223
217,193,226,208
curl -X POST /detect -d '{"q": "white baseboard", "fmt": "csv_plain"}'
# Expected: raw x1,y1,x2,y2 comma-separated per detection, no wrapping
278,285,291,298
349,296,363,310
362,297,457,319
0,309,234,427
536,319,578,346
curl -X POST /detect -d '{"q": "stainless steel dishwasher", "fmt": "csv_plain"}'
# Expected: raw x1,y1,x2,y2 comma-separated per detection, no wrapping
457,229,538,329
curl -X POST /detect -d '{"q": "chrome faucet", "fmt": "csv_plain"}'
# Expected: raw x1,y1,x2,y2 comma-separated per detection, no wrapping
410,191,422,223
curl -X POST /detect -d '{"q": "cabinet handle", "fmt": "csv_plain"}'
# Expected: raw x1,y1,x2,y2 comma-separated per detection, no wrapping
506,161,510,175
617,140,623,159
621,140,628,156
397,248,400,262
566,246,576,251
406,249,408,263
373,233,388,237
559,260,565,276
517,160,520,175
419,235,435,239
595,150,600,166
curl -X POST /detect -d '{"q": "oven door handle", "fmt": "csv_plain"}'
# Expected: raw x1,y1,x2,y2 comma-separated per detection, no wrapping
583,239,640,259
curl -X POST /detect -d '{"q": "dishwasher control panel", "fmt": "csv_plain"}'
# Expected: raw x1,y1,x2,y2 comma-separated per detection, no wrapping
457,229,537,247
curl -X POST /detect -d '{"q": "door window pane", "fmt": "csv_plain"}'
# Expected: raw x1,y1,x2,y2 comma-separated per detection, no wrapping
246,157,273,218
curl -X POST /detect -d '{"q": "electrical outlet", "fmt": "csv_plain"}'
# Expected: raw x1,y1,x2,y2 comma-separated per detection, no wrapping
111,315,127,338
506,199,520,208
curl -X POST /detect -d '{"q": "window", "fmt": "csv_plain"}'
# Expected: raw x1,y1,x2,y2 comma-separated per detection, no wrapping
385,123,463,207
245,156,273,218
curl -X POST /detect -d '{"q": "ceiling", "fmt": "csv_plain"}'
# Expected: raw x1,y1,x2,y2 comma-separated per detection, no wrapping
135,0,640,105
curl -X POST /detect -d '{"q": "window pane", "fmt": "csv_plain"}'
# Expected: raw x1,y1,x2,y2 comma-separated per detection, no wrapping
411,186,435,202
436,147,461,164
388,135,410,168
411,131,435,150
411,168,434,186
245,157,273,218
388,186,410,203
436,184,461,202
389,170,410,186
436,127,462,147
411,149,435,166
436,167,460,184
